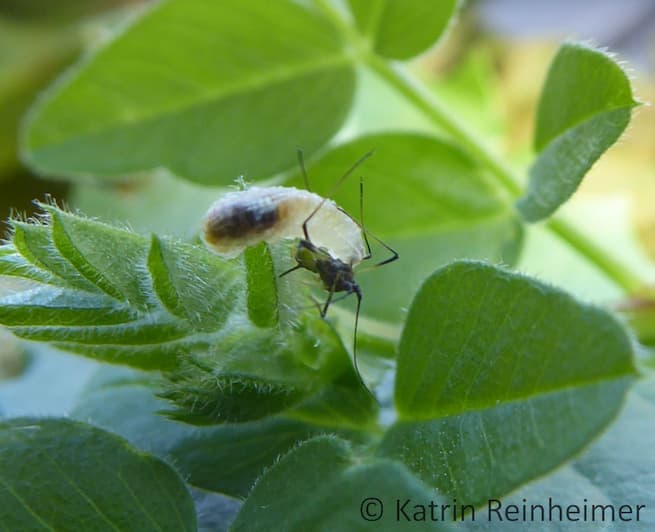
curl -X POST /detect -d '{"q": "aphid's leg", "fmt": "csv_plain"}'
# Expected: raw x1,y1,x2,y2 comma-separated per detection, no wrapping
286,278,319,289
322,291,353,306
348,176,399,268
320,286,335,318
369,234,399,268
285,293,323,314
310,295,322,315
297,149,311,192
359,176,372,260
319,270,342,318
278,264,302,278
301,151,375,242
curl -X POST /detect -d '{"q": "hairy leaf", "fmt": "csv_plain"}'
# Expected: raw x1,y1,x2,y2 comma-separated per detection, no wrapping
72,368,376,498
379,261,636,506
0,204,373,420
0,417,196,531
0,203,242,370
22,0,355,184
517,42,638,222
159,311,374,424
232,436,453,531
480,379,655,528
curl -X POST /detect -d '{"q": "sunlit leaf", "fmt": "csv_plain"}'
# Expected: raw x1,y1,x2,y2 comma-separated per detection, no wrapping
517,42,638,222
22,0,356,184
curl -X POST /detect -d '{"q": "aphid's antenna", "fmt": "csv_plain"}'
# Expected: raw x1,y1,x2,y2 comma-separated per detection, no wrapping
357,227,398,271
361,229,399,269
352,286,377,403
320,277,376,403
301,150,374,241
296,148,311,192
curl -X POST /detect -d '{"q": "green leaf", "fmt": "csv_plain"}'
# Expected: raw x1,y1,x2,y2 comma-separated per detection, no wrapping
50,207,150,303
162,370,307,425
244,243,278,328
233,436,453,531
9,221,98,291
159,331,313,425
22,0,355,184
0,417,196,531
160,315,375,424
486,379,655,527
0,203,242,369
1,204,376,420
348,0,459,60
379,260,636,506
72,368,374,498
286,133,522,322
287,380,379,431
517,42,638,222
394,260,636,416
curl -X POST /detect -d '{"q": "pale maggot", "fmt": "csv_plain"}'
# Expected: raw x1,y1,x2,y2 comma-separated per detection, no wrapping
202,186,366,264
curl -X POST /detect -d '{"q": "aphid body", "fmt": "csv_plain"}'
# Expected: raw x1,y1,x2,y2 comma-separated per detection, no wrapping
293,238,361,305
202,186,366,265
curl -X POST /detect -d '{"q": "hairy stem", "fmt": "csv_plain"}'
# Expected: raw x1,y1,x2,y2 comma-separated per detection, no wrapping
365,55,523,197
547,218,643,293
315,0,646,294
364,56,644,294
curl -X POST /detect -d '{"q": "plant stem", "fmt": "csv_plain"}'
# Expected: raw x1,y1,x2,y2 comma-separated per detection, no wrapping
365,54,523,197
315,0,646,294
364,55,645,294
546,218,643,293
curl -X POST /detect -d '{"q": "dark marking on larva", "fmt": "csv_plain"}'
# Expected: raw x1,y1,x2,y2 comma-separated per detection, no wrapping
204,202,279,242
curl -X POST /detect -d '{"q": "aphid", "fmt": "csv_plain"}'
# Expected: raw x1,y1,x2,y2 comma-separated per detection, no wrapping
202,151,398,393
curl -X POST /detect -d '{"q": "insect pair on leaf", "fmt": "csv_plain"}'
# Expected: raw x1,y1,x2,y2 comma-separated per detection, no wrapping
202,151,398,397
